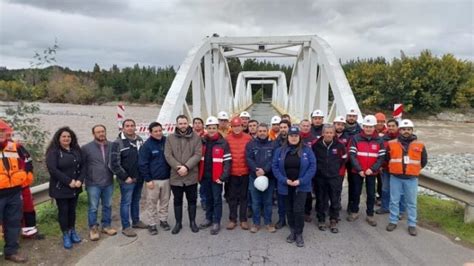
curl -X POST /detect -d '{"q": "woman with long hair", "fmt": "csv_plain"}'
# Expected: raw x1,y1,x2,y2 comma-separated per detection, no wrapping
272,126,316,247
46,127,85,249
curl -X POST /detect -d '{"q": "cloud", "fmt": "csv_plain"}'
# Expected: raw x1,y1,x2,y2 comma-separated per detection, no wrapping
0,0,472,70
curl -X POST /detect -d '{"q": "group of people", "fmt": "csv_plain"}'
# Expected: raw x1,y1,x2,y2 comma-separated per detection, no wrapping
0,107,428,263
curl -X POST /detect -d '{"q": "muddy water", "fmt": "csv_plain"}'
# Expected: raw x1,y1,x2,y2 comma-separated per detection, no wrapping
1,102,473,155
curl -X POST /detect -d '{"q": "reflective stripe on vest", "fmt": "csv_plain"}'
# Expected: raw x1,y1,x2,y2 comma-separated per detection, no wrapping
388,140,424,176
0,141,27,189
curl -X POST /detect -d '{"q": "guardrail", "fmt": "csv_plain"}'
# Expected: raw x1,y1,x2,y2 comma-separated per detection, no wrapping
30,171,474,223
419,170,474,223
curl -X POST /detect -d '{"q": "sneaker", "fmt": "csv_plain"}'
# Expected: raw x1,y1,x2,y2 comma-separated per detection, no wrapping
295,234,304,247
366,215,377,227
210,223,220,235
329,220,338,234
386,223,397,232
89,225,100,241
346,213,359,222
148,225,158,235
408,226,417,236
226,221,237,230
304,215,312,223
102,227,117,236
250,225,259,233
122,227,137,237
159,221,171,231
266,224,276,233
375,208,390,215
318,221,326,231
240,221,249,230
132,221,148,229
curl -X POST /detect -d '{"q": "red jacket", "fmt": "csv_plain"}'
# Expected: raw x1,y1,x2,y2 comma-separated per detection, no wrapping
226,132,252,176
199,134,231,182
349,132,385,175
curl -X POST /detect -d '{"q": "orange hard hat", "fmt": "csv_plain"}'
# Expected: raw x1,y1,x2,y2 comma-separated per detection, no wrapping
0,119,13,133
375,112,386,121
231,117,243,127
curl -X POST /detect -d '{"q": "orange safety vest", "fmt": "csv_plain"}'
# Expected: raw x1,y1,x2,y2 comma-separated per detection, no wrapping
0,141,28,189
388,139,424,176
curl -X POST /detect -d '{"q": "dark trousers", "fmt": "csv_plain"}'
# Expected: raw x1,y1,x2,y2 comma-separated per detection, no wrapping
349,174,376,216
376,173,382,199
228,175,249,222
285,187,306,234
171,184,198,207
304,191,313,216
200,179,223,224
56,196,79,232
347,170,357,210
0,189,22,256
315,177,343,222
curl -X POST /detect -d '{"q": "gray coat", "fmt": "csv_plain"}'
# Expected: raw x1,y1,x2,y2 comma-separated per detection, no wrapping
164,126,201,186
81,140,114,187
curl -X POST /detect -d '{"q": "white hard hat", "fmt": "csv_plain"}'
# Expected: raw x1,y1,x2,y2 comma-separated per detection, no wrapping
254,176,269,192
333,116,346,124
362,115,377,126
399,119,414,128
205,116,219,126
239,111,251,118
346,108,358,116
217,111,229,120
270,116,281,124
311,109,325,118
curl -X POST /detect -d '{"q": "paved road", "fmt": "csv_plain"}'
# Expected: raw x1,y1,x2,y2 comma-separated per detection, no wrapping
247,103,279,124
77,183,474,266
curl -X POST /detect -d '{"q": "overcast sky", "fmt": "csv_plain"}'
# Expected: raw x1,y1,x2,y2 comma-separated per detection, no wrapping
0,0,472,70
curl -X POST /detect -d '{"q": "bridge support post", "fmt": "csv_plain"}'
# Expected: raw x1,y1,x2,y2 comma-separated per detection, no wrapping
465,204,474,223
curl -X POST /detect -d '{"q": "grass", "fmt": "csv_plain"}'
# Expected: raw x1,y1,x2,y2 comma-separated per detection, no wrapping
418,194,474,245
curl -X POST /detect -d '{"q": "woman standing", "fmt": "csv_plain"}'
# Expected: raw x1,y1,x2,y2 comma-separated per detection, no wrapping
272,126,316,247
46,127,85,249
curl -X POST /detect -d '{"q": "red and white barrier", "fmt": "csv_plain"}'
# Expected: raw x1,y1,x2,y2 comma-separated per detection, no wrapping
393,104,403,122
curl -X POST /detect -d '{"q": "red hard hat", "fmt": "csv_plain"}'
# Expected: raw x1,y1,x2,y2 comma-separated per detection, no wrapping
231,117,242,127
375,112,386,121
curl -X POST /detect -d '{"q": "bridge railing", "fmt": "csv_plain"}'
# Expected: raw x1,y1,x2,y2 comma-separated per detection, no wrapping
30,171,474,223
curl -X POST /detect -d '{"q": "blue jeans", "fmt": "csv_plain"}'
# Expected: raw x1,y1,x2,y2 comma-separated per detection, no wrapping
87,184,114,228
381,170,405,213
249,177,275,225
199,183,207,207
389,175,418,227
120,181,144,229
200,178,223,224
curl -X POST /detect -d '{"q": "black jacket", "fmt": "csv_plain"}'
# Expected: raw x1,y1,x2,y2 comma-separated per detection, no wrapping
109,132,144,183
311,125,323,139
245,137,275,178
312,137,347,178
46,147,85,199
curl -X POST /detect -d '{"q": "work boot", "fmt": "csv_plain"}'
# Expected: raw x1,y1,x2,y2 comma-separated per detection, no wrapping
160,221,171,231
275,218,286,229
102,226,117,236
286,228,296,243
62,231,72,249
70,229,82,243
199,219,212,229
295,234,304,247
172,206,183,235
122,227,137,237
386,223,397,232
329,219,338,234
210,223,220,235
366,215,377,227
304,214,312,223
132,221,148,229
408,226,417,236
4,253,28,263
346,213,359,222
240,221,249,230
318,221,326,231
89,225,100,241
188,205,199,233
250,225,259,233
148,225,158,235
226,221,237,230
375,208,390,215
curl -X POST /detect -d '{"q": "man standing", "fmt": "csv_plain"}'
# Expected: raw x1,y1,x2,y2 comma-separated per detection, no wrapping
110,119,147,237
192,117,207,138
226,117,252,230
386,119,427,236
246,123,276,233
240,111,251,133
0,120,28,263
139,122,171,235
165,115,202,234
275,120,291,148
268,116,281,141
217,111,230,138
347,115,385,226
333,116,350,146
344,108,361,214
274,120,291,229
82,125,117,241
299,119,317,222
247,120,259,139
312,125,347,233
310,109,324,139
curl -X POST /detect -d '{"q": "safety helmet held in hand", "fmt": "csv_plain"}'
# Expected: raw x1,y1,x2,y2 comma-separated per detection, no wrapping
254,175,269,192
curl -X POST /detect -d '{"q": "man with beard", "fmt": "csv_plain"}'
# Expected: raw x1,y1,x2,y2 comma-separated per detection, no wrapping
386,119,427,236
268,116,281,141
164,115,202,234
299,119,317,223
310,109,324,139
274,120,291,229
344,108,361,215
240,111,251,134
217,111,230,138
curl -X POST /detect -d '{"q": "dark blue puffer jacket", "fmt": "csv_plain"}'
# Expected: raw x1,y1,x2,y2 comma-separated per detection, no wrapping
138,136,171,182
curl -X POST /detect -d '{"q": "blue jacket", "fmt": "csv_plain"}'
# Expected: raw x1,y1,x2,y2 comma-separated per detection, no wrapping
138,136,171,182
245,137,275,179
272,145,316,195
